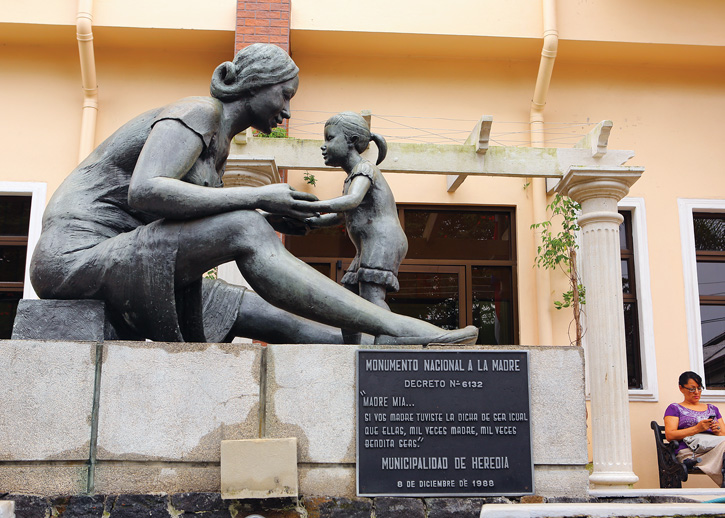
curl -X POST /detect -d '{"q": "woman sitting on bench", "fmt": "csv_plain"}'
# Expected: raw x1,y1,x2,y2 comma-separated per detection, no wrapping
664,371,725,487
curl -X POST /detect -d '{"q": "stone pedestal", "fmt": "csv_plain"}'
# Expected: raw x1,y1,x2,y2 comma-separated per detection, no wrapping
557,165,643,489
0,340,587,498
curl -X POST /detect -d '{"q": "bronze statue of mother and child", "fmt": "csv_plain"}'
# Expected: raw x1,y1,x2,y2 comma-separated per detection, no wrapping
29,43,478,346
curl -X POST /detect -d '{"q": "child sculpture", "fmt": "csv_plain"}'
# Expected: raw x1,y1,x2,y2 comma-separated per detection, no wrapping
307,112,408,343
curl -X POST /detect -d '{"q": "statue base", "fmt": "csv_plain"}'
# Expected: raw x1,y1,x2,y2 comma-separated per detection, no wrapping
0,339,588,499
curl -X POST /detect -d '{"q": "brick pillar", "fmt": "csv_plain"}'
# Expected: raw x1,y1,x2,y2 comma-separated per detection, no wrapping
236,0,291,52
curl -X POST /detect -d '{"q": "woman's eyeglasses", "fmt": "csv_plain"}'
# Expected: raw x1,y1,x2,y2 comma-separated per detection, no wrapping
682,386,703,393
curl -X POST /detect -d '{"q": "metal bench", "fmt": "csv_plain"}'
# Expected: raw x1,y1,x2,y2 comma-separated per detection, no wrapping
650,420,704,488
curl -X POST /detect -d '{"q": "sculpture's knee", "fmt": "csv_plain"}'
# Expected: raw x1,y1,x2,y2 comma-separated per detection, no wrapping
226,209,281,257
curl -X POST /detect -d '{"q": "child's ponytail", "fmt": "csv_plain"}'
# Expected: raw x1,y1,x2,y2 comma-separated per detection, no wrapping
370,132,388,165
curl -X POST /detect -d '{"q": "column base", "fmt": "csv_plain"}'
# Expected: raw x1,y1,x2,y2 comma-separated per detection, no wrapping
589,470,639,488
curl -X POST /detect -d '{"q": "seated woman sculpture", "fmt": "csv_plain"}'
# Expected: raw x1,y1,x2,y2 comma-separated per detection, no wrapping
664,371,725,487
30,43,478,346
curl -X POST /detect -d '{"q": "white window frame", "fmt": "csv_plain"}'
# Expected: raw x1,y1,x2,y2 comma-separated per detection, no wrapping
619,197,658,401
679,198,725,401
1,181,47,299
582,198,658,401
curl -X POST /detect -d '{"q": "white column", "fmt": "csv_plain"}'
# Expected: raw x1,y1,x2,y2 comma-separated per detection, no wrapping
557,165,643,488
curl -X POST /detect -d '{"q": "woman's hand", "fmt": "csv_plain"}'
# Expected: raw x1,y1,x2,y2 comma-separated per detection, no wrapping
255,184,319,219
262,212,311,235
712,418,725,435
697,418,715,433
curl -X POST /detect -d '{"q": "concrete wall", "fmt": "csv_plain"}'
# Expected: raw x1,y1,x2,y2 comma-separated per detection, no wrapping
0,340,586,498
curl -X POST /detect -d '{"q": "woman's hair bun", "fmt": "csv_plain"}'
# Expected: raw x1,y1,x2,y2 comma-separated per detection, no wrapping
210,43,298,101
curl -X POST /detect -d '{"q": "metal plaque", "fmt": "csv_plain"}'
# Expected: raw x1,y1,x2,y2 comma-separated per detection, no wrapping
356,350,532,497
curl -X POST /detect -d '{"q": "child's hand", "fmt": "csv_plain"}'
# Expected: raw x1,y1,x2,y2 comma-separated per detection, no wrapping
305,212,343,229
305,215,324,228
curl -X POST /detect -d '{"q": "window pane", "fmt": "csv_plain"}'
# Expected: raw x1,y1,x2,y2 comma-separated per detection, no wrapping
621,259,631,294
0,245,27,282
0,291,23,339
287,225,356,258
404,209,511,260
701,304,725,389
619,211,632,251
694,214,725,252
472,266,514,345
624,302,642,389
0,196,31,237
387,272,459,330
618,210,643,389
697,261,725,297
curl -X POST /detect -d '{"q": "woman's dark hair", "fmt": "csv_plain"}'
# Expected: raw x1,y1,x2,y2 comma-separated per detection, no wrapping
679,370,703,387
210,43,298,101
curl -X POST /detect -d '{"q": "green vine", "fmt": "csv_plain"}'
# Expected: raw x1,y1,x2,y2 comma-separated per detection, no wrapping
255,127,289,139
530,193,585,346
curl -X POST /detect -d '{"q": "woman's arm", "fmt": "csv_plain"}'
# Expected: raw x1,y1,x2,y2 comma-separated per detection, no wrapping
712,406,725,435
128,119,317,220
664,414,713,441
305,176,371,213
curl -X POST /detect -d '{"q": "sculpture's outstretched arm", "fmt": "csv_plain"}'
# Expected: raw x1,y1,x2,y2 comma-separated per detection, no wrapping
305,176,370,213
128,119,318,220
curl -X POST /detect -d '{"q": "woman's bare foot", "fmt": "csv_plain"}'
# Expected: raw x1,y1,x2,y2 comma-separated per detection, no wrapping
374,325,479,346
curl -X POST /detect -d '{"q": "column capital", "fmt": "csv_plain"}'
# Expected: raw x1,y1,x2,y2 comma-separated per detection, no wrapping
556,166,644,205
224,157,281,188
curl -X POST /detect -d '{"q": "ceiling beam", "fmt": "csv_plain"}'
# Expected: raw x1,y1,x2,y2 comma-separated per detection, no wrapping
447,115,493,192
231,137,634,179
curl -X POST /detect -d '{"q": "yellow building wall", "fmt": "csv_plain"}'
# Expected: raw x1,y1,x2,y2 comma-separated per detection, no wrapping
291,0,725,47
0,41,81,196
0,29,233,195
1,0,724,491
2,0,236,30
